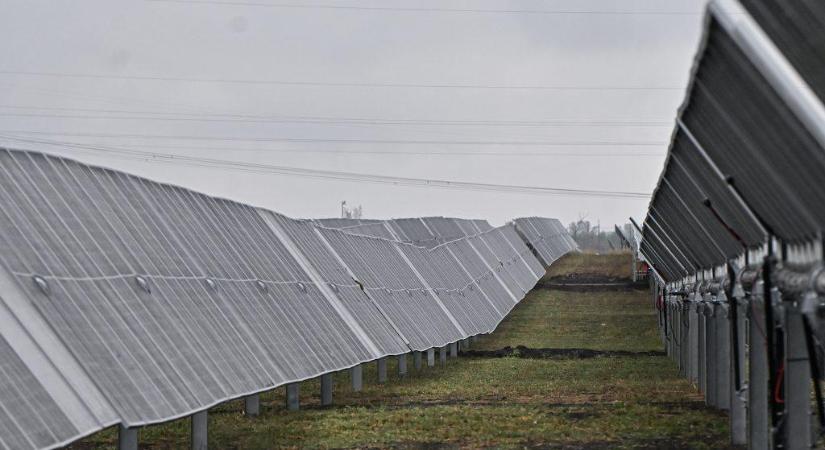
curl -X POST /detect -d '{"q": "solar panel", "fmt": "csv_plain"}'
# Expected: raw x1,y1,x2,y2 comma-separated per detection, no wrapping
0,333,79,450
0,144,571,448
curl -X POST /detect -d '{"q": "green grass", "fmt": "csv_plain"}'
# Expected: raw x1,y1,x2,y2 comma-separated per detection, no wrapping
544,252,634,281
71,256,733,449
476,289,661,352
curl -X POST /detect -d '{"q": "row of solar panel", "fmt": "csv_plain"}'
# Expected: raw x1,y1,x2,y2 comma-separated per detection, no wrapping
512,217,579,267
0,148,575,450
640,0,825,283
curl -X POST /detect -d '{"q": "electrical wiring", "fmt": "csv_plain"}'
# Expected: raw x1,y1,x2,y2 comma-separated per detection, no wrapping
0,134,653,199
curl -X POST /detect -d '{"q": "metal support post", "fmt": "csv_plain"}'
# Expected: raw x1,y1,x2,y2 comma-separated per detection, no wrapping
414,351,422,370
118,425,137,450
351,364,363,392
320,373,333,406
717,301,731,410
783,299,812,449
427,348,435,367
244,394,260,417
698,300,707,394
706,300,719,407
689,299,699,384
377,357,387,383
730,290,747,445
398,354,408,376
450,342,458,358
286,383,300,411
191,411,207,450
748,282,769,450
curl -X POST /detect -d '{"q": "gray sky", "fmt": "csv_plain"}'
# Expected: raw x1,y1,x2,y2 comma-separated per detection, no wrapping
0,0,707,227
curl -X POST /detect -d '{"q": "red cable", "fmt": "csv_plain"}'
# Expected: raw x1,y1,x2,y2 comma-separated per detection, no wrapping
774,362,785,404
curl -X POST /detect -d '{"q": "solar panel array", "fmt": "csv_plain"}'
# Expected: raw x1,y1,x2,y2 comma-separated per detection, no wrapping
639,0,825,448
640,0,825,281
512,217,579,267
0,147,575,450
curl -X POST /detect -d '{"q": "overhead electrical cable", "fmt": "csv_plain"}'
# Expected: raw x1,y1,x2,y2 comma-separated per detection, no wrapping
0,109,673,128
144,0,704,16
0,134,652,199
0,70,683,91
35,142,665,157
0,130,667,147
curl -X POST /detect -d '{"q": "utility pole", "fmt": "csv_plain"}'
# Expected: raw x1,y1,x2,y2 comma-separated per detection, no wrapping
341,200,347,218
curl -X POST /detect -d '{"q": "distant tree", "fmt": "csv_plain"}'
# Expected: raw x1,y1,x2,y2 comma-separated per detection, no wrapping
567,216,625,253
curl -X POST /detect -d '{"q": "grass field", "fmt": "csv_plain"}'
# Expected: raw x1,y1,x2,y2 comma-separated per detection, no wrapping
72,253,733,449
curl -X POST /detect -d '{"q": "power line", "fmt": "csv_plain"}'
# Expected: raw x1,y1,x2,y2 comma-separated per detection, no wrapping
0,70,683,91
51,142,666,157
0,130,667,146
0,134,652,199
145,0,703,16
0,108,673,128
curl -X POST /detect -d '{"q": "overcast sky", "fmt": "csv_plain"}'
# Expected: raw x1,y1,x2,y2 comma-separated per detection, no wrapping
0,0,707,227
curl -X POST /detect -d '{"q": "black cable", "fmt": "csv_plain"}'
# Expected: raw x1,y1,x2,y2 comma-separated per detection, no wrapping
801,315,825,433
764,250,780,447
727,262,742,392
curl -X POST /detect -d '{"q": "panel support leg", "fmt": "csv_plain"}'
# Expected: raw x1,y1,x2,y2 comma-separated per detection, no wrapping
414,351,422,370
717,303,731,410
450,342,458,358
118,425,137,450
351,364,363,392
730,295,746,446
698,305,706,394
244,394,260,417
191,411,207,450
377,357,387,384
398,354,408,376
689,301,699,384
286,383,300,411
784,301,811,449
427,348,435,367
705,304,718,407
320,373,333,406
439,346,448,366
748,287,769,450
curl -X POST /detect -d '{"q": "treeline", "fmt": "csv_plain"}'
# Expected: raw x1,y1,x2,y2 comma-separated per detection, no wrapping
567,219,628,253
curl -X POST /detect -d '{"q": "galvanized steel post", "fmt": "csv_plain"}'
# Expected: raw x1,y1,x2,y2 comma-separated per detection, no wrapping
698,299,707,394
118,425,137,450
351,365,363,392
783,298,812,449
398,354,408,376
705,299,718,407
729,287,747,445
716,300,731,411
320,373,333,406
286,383,300,411
191,411,207,450
244,394,260,417
414,351,423,370
377,358,388,383
427,348,435,367
748,281,769,450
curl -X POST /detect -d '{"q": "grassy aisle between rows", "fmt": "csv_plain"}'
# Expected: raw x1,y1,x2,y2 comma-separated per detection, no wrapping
73,253,731,449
